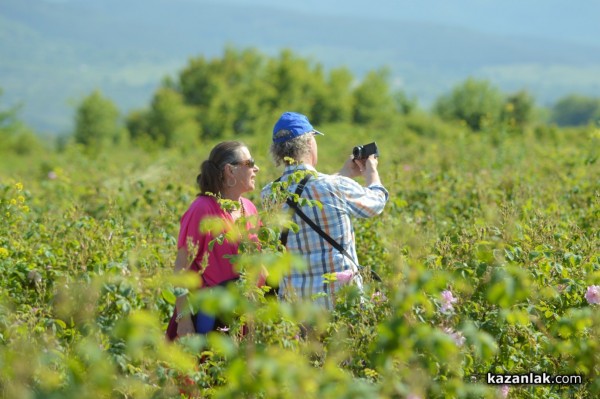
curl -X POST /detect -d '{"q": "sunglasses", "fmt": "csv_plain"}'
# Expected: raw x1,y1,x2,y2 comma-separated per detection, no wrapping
231,158,256,168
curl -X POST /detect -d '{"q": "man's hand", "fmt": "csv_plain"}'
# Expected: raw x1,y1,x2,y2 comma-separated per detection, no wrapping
361,155,381,186
338,155,381,186
363,155,379,173
338,156,362,178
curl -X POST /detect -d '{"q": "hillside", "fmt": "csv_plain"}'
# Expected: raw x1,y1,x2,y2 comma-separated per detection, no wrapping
218,0,600,47
2,0,600,134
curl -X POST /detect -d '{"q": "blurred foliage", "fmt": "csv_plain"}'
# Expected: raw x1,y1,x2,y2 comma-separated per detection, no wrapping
550,95,600,127
433,78,505,131
73,90,125,153
352,68,397,126
501,90,535,130
61,47,574,151
126,87,200,150
0,88,45,156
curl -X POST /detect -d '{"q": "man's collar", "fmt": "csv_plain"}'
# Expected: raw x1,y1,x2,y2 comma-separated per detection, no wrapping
284,163,317,173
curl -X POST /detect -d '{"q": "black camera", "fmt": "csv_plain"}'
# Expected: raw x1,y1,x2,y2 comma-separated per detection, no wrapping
352,142,379,160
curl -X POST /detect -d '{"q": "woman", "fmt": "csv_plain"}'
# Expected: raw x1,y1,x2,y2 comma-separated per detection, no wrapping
166,141,260,340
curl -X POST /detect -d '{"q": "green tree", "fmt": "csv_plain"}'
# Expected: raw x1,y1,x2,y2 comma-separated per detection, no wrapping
0,88,22,138
394,90,418,115
0,88,42,155
311,67,354,124
352,69,396,126
265,49,326,120
550,94,600,126
177,47,345,138
179,47,271,138
501,90,535,128
146,87,200,148
73,90,122,150
434,78,504,131
125,109,150,143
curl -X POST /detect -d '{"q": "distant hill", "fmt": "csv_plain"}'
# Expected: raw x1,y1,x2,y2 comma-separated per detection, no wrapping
217,0,600,48
2,0,600,134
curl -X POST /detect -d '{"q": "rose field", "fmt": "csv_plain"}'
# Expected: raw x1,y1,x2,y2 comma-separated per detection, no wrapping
1,114,598,399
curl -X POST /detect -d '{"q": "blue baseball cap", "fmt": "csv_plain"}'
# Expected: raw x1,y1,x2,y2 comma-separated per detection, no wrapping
272,112,324,144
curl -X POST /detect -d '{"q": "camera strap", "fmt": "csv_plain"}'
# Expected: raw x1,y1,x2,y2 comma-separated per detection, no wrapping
276,174,382,282
277,174,312,247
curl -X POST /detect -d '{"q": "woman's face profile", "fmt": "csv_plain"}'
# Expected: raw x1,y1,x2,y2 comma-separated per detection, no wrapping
232,146,259,193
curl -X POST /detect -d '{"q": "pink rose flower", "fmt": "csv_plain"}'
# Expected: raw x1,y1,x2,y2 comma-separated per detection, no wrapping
371,291,388,303
585,285,600,305
440,290,458,313
336,270,354,284
443,327,466,347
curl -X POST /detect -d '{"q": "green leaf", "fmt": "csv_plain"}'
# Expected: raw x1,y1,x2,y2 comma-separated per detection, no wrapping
53,318,67,329
161,288,177,304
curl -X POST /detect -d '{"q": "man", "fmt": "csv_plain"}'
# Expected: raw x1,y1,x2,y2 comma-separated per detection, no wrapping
261,111,388,309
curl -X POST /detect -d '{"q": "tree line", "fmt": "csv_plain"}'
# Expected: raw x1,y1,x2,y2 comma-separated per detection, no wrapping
2,47,600,154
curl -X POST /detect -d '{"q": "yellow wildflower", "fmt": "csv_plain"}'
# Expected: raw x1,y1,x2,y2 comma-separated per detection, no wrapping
18,196,25,203
15,182,23,191
0,248,8,258
10,199,17,206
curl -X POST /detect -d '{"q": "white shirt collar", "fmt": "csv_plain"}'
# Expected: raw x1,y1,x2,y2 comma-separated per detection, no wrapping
284,163,317,172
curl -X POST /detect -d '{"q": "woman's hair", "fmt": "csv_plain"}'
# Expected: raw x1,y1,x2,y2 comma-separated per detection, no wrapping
197,141,246,195
269,134,313,167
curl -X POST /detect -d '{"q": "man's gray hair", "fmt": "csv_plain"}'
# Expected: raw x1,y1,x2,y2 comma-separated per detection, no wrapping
270,133,313,166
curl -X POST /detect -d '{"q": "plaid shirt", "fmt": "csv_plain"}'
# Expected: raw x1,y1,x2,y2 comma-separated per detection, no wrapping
261,164,388,308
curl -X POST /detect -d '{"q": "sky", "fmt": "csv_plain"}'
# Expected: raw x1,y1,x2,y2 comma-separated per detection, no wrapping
213,0,600,47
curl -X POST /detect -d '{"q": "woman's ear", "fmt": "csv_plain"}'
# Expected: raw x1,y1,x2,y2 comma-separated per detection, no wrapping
223,164,235,179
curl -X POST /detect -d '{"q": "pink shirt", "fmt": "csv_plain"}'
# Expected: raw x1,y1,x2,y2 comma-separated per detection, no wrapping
177,195,258,287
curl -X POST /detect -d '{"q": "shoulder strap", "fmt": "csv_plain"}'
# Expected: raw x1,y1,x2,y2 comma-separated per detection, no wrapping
278,174,312,247
285,188,383,282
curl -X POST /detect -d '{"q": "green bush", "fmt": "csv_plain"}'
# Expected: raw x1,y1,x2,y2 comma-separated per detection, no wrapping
0,120,598,398
434,78,504,131
550,95,600,127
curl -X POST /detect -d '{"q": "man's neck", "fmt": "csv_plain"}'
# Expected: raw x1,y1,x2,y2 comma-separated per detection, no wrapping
285,160,316,171
298,156,316,167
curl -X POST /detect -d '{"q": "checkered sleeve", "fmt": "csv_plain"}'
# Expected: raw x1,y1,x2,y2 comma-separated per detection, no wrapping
334,176,389,218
